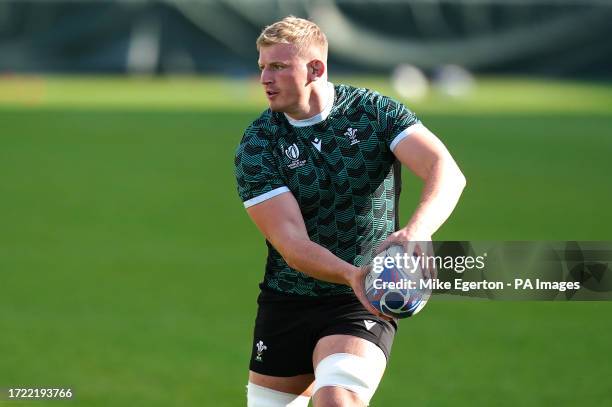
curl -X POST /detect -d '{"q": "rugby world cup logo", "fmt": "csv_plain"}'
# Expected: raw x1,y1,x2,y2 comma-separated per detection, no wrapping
285,143,300,160
283,143,306,169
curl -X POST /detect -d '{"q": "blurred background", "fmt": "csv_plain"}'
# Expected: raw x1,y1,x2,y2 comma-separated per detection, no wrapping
2,0,612,76
1,1,611,406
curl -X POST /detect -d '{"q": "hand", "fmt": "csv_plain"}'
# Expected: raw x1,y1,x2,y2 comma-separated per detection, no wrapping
346,265,392,321
375,230,437,280
375,228,431,254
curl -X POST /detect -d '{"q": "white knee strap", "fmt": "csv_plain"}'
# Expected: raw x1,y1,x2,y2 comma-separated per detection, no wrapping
246,382,310,407
313,351,386,406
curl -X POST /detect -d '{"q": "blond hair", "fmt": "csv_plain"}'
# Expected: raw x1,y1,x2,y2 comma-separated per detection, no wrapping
256,16,328,58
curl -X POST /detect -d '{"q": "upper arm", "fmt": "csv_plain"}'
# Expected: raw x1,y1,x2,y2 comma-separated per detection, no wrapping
246,192,310,257
235,128,309,256
392,126,461,180
378,95,463,181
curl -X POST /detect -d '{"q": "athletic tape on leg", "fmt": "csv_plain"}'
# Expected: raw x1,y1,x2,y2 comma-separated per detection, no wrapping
246,382,310,407
313,352,386,405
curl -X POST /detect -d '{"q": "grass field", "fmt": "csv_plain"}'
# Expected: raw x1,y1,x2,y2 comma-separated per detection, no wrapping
1,76,611,406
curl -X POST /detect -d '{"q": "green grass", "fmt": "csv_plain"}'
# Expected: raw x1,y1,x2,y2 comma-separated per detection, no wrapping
2,75,612,114
0,77,611,406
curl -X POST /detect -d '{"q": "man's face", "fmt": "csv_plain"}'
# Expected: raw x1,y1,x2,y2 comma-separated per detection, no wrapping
258,43,309,114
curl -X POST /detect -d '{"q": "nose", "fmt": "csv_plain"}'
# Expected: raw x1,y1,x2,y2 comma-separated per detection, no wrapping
260,68,273,85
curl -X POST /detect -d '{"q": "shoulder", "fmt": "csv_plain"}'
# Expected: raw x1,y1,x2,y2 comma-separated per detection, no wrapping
335,83,378,107
334,83,409,115
239,109,277,146
235,109,283,160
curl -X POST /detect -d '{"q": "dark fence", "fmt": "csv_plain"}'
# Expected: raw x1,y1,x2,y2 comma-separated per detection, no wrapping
1,0,611,77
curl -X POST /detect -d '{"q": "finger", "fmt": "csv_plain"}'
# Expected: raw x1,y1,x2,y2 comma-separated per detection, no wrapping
377,312,392,322
365,302,391,321
354,284,392,321
406,240,418,258
360,264,372,275
357,291,392,321
374,238,396,256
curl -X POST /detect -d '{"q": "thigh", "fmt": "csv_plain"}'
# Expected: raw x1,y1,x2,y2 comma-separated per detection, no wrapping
248,371,314,396
314,293,397,360
311,335,388,407
313,334,387,367
249,290,317,377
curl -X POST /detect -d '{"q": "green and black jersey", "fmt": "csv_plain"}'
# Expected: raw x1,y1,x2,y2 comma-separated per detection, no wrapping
235,83,423,296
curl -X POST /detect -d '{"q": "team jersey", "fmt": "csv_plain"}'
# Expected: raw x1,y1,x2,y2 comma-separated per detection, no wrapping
235,83,423,296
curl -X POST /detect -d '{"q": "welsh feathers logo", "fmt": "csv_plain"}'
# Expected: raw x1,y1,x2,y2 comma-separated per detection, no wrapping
344,127,360,145
255,340,267,362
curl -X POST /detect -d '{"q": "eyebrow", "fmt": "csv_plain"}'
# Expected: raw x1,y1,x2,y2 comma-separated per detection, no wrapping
258,61,289,68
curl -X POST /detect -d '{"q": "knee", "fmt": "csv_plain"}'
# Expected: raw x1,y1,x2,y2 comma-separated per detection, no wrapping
312,352,386,406
313,386,364,407
246,382,310,407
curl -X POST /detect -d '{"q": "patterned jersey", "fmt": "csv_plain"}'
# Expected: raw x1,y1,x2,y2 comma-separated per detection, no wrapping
235,83,422,296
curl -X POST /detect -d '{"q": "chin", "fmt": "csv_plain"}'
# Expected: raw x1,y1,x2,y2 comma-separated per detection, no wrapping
268,102,288,113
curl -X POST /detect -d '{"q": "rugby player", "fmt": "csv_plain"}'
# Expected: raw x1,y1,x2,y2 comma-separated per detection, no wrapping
235,16,466,407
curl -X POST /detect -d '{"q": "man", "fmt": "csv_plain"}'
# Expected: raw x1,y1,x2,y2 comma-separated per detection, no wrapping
235,16,466,407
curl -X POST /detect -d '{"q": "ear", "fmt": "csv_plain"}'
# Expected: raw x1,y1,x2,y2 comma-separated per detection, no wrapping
308,60,326,81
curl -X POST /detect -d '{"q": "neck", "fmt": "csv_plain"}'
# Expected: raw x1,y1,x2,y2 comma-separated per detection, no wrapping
286,80,329,121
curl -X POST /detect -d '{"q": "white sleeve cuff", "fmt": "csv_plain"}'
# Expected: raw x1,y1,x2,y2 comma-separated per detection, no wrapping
243,186,290,208
390,122,426,152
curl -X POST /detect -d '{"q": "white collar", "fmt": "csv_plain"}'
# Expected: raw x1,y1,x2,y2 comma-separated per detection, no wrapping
284,82,335,127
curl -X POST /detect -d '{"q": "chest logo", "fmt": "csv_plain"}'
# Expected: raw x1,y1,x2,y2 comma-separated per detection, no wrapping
312,138,322,152
282,143,306,169
345,127,360,145
285,143,300,160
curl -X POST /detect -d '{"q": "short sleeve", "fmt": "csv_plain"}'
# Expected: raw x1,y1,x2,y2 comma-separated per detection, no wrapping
234,126,288,208
379,96,424,152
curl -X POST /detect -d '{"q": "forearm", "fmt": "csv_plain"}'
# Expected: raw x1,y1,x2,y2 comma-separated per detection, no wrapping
275,237,357,286
403,158,466,237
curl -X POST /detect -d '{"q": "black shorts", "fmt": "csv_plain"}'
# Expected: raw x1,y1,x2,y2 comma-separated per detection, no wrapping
249,289,398,377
